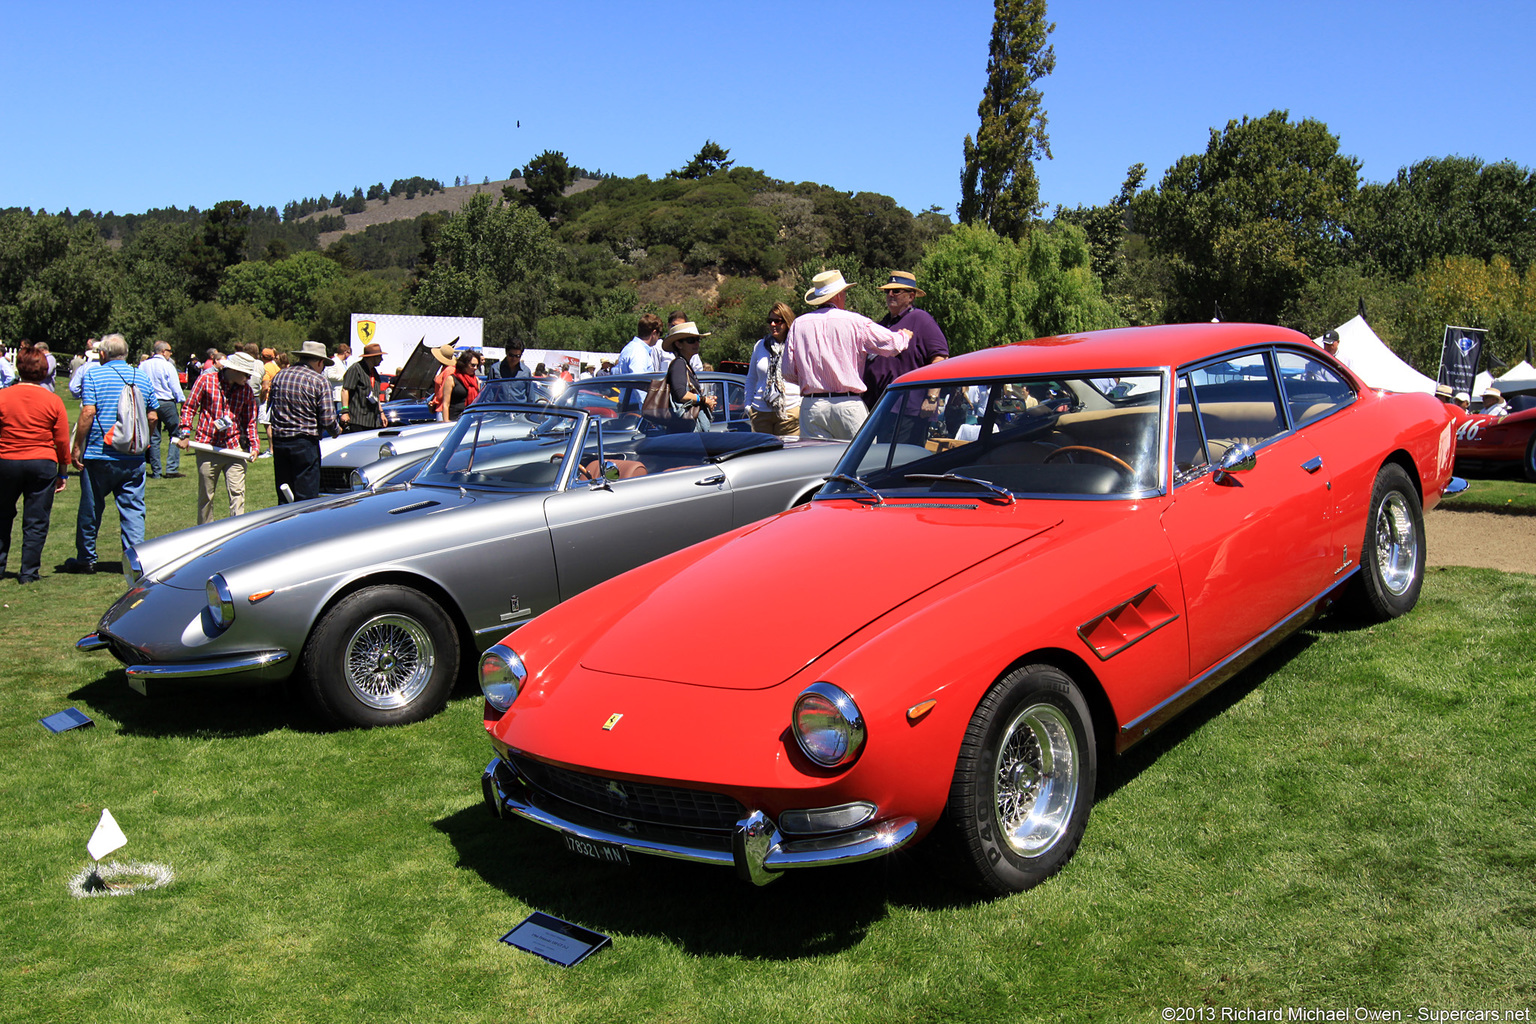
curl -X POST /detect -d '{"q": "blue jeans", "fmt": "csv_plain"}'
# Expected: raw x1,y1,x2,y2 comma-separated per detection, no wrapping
77,459,146,565
146,400,181,476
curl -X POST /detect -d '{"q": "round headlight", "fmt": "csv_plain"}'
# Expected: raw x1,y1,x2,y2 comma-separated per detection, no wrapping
123,545,144,586
792,682,865,768
349,469,368,491
479,644,527,713
206,574,235,630
378,441,396,459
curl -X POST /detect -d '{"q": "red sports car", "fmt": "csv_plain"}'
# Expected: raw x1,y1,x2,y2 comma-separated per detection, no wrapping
1451,404,1536,480
478,323,1458,896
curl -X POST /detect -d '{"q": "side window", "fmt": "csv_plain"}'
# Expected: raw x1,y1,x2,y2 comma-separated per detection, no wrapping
1274,351,1353,427
727,382,746,421
1185,351,1287,465
1174,375,1207,479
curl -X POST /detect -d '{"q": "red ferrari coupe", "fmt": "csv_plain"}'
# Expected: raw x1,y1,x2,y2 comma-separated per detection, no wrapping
1452,404,1536,480
478,323,1458,896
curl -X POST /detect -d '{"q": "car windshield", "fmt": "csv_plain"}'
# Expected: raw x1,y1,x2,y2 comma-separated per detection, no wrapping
824,374,1164,500
476,377,550,405
413,408,581,491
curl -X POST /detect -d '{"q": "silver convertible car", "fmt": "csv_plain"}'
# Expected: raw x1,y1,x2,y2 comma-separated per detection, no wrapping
77,400,843,728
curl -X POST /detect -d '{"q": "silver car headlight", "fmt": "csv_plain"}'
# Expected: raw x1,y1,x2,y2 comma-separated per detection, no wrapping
123,545,144,586
349,469,369,491
206,574,235,629
479,644,527,713
378,441,396,459
792,682,865,768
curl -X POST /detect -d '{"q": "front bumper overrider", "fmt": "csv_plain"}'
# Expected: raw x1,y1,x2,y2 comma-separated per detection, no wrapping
480,756,919,885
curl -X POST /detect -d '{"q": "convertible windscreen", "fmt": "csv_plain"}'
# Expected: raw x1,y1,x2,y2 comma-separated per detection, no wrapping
826,374,1164,499
414,409,579,490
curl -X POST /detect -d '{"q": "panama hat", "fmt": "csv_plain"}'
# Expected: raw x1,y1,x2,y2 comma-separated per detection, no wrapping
224,351,261,378
290,340,334,366
804,270,854,306
662,321,711,355
878,271,926,297
431,342,459,366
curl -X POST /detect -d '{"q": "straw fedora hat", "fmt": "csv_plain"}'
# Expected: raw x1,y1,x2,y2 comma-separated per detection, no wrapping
290,340,333,366
662,321,711,355
804,270,854,306
431,342,459,366
224,351,262,378
878,271,926,297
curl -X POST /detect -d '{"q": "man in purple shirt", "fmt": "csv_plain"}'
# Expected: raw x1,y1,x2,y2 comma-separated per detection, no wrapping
864,271,949,407
783,270,909,440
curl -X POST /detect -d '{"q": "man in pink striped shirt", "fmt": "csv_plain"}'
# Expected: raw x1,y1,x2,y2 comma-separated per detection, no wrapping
783,270,910,440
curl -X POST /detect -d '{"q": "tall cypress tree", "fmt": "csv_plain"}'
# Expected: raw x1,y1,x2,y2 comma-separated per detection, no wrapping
958,0,1056,240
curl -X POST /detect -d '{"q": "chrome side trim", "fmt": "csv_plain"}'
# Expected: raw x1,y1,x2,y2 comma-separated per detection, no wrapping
1117,568,1358,750
125,650,290,679
481,757,920,883
76,633,108,652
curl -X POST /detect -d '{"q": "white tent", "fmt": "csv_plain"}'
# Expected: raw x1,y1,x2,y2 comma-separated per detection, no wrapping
1313,315,1438,394
1494,359,1536,396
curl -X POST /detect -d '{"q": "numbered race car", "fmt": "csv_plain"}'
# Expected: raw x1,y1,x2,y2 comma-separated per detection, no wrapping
478,322,1460,896
1450,400,1536,481
77,397,843,728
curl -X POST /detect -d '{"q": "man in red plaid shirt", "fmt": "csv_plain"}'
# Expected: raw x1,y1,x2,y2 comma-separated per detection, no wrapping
178,351,261,524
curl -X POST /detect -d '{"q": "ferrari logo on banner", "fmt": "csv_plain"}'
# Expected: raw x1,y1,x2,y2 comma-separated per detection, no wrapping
1437,325,1486,397
356,320,377,345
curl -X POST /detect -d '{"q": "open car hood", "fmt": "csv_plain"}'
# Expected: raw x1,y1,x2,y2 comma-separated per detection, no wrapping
388,339,451,401
578,501,1060,689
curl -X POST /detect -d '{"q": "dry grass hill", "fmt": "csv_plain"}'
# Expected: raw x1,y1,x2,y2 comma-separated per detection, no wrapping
306,176,601,248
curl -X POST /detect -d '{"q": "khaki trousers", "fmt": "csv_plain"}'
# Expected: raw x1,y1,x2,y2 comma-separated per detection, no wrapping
196,451,248,525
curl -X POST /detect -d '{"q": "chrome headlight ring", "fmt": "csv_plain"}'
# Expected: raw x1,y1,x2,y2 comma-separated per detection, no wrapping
205,574,235,630
792,682,866,768
378,441,397,459
123,545,144,586
479,644,527,713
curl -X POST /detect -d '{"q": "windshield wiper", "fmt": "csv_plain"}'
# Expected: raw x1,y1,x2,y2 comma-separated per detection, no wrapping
904,472,1016,505
825,473,885,505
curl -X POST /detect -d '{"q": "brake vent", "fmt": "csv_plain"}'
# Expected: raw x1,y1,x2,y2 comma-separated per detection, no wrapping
1077,586,1179,661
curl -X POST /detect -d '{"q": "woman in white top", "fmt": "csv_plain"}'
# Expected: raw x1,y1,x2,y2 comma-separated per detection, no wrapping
743,302,801,437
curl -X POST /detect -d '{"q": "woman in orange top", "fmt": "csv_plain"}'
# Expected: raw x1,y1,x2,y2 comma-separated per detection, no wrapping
0,345,71,583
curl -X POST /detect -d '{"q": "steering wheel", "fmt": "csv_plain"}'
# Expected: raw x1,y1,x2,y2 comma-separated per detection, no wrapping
1044,445,1135,478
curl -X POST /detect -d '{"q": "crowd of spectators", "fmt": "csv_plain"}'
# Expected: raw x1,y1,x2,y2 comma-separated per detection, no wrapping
0,266,950,583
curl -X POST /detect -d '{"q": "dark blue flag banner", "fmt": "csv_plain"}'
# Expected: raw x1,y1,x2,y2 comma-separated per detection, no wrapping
1437,326,1486,396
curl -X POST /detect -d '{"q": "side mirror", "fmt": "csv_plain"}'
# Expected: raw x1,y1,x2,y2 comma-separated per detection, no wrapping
1213,443,1257,485
602,461,621,482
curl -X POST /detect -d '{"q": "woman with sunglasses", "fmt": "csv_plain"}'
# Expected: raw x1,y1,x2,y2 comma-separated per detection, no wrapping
744,302,800,437
661,322,716,433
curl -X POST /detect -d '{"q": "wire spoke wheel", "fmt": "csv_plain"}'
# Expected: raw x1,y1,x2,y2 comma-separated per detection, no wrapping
993,703,1080,857
344,614,436,710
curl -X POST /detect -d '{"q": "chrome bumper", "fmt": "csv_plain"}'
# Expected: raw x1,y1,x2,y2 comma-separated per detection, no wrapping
481,756,918,885
77,633,290,680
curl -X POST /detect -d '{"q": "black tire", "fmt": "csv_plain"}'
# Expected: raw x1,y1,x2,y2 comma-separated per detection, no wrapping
935,664,1096,896
1346,464,1425,622
1524,432,1536,483
301,585,459,728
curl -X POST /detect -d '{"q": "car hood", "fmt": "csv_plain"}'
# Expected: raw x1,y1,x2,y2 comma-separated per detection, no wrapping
147,485,478,590
577,501,1061,689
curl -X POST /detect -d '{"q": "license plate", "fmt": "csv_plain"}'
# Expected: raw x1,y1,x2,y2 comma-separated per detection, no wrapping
562,832,630,867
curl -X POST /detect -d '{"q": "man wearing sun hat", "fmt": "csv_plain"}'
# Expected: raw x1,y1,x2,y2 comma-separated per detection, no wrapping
863,270,948,410
180,350,262,523
268,341,341,503
340,342,387,431
783,270,910,440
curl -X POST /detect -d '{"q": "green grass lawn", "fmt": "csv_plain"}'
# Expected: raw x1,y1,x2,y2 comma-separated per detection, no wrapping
1447,465,1536,513
2,388,1533,1022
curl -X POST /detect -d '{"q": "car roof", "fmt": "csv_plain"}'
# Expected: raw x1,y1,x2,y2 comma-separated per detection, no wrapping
898,323,1316,384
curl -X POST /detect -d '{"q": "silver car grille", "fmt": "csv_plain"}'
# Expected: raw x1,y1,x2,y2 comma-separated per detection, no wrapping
509,754,746,832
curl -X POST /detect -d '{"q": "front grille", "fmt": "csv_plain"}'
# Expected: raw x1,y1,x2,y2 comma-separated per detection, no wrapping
319,467,352,493
510,754,745,831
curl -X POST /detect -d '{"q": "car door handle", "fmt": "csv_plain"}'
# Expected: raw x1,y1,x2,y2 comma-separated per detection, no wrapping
697,473,725,486
1301,456,1323,474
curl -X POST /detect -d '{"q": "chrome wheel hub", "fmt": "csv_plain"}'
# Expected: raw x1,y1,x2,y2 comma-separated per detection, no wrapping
1374,491,1418,596
994,704,1079,856
344,614,435,710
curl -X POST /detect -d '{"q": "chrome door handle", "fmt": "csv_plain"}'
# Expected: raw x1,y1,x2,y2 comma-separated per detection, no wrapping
697,474,725,486
1301,457,1323,474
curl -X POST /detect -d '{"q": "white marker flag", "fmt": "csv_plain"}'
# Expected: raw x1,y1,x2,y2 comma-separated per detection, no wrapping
87,808,127,861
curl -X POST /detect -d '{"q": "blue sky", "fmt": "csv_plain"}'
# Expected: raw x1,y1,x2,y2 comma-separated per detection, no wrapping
3,0,1532,220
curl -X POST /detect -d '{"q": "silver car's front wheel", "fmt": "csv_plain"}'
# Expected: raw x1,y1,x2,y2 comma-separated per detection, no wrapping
343,613,436,710
302,585,460,728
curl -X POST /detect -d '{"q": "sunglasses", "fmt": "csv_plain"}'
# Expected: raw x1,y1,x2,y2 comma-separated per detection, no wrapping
767,317,785,326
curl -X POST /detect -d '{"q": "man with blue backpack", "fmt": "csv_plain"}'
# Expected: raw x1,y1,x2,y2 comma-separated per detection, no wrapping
64,334,158,574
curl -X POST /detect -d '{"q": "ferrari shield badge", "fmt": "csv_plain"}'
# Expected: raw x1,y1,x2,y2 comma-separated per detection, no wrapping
355,319,377,345
602,713,623,731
